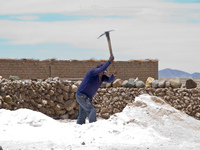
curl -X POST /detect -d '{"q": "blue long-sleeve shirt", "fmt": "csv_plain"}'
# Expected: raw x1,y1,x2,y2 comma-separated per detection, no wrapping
76,61,115,99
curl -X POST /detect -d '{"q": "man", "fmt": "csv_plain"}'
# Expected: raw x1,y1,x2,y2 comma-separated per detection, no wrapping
76,55,116,124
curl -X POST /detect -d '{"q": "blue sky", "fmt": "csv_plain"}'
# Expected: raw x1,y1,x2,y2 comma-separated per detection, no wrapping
0,42,104,60
0,0,200,73
0,14,128,22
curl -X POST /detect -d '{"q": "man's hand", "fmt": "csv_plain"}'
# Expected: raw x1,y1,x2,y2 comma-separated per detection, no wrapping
112,70,117,77
109,55,114,62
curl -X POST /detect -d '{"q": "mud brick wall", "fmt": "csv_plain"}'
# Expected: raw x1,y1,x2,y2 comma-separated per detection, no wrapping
0,59,50,79
113,60,158,81
0,59,158,81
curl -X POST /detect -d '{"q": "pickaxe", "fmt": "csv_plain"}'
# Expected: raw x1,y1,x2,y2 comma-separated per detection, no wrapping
98,30,114,56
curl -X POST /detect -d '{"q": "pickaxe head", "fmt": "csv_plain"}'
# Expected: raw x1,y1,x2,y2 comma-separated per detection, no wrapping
97,30,114,39
97,30,115,56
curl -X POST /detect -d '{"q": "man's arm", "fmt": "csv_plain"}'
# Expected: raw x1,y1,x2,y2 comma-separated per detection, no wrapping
90,55,115,76
101,75,115,83
102,70,117,83
90,61,111,76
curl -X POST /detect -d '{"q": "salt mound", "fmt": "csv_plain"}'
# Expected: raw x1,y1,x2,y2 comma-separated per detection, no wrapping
110,94,200,143
1,94,200,149
0,108,57,127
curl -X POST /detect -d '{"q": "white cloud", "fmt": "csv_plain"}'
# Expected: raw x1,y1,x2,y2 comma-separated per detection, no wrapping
0,0,199,16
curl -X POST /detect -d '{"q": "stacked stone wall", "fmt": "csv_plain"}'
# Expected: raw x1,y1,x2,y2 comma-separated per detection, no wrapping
0,78,200,120
94,87,200,120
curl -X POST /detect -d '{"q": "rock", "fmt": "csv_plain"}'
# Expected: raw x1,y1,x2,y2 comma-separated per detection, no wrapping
49,90,54,96
61,85,71,92
31,78,38,82
68,109,75,115
107,106,114,113
69,93,75,99
3,102,12,109
0,96,3,101
195,112,200,118
45,77,53,82
101,82,107,88
101,113,110,119
106,83,112,88
42,100,48,106
0,98,2,108
48,100,55,107
53,77,60,81
74,80,82,87
54,104,61,111
56,95,64,103
155,88,165,96
145,77,154,88
165,81,171,88
135,80,145,88
101,88,107,93
127,78,136,88
55,109,66,115
64,100,76,111
122,80,129,87
113,79,123,88
4,95,15,105
9,75,19,81
60,114,69,119
113,108,120,114
0,146,3,150
71,84,78,92
158,80,166,88
46,83,52,90
152,80,159,88
186,79,197,89
169,78,182,88
63,92,69,100
101,108,109,113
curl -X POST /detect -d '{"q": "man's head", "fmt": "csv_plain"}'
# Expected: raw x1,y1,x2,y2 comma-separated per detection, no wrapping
97,62,107,77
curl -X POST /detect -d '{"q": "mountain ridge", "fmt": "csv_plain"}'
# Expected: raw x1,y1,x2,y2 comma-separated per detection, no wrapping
159,68,200,78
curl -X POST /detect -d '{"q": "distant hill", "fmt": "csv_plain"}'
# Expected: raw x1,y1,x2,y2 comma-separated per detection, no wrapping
159,68,200,78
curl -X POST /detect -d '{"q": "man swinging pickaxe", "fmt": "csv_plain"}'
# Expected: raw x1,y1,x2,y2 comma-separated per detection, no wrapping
98,30,116,69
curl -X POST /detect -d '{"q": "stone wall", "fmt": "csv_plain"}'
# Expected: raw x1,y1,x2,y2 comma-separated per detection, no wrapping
0,78,79,119
94,87,200,120
0,78,200,120
0,59,158,81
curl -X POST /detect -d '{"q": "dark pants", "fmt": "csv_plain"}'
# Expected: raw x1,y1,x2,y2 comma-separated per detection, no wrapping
76,94,97,125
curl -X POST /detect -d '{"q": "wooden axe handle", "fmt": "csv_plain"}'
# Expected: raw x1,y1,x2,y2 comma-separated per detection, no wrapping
105,33,115,69
106,33,113,56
